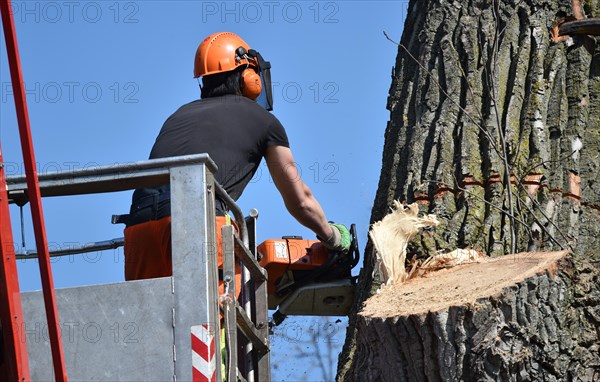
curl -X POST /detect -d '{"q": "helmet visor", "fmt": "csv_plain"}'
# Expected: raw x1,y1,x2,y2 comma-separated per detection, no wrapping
256,70,273,111
249,49,273,111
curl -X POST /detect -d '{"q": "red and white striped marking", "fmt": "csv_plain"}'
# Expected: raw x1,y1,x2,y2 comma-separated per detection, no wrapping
191,324,217,382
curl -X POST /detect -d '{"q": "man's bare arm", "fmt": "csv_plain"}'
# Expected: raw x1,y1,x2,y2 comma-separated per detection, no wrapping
265,145,333,240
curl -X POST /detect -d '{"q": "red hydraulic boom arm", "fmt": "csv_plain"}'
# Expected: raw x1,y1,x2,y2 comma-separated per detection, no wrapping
0,1,68,380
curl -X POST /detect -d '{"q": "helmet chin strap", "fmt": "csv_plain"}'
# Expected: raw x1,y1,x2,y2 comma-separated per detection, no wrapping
197,77,205,99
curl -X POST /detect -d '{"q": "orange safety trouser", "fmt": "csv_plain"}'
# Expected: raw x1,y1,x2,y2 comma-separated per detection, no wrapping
123,216,242,298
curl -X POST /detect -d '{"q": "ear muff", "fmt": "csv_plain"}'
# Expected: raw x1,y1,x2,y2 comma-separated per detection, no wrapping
241,67,262,100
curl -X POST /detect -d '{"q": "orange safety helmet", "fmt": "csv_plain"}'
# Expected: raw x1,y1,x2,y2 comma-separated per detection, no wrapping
194,32,262,100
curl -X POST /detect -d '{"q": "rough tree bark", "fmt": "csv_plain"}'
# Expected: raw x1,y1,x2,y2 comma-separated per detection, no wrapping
345,250,600,381
337,0,599,380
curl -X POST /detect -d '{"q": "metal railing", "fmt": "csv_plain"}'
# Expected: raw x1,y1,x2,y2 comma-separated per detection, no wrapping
7,154,271,382
221,222,270,381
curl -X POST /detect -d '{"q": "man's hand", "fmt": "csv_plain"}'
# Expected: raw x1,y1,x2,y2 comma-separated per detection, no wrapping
320,223,351,253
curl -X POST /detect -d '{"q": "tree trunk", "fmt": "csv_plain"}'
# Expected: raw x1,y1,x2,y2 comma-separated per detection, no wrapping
347,251,600,381
338,0,600,380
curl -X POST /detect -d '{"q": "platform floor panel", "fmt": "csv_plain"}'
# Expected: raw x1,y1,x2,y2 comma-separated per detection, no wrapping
21,277,175,381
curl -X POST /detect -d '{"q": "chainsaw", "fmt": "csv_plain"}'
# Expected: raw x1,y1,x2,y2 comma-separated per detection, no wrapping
257,224,360,326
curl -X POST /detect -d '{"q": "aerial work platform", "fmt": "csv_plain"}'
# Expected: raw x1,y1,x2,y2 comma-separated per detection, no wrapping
6,155,271,381
0,1,267,379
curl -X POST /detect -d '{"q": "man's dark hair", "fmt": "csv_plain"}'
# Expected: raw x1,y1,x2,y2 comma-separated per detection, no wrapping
201,67,243,98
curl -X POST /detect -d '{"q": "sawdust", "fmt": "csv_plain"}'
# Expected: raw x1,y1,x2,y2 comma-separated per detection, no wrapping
361,251,569,318
406,248,486,280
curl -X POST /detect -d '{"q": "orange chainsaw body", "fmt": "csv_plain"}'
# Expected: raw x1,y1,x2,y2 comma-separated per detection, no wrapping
257,225,359,323
257,237,330,295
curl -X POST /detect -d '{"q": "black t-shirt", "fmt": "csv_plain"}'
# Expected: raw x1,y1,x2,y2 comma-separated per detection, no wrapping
150,95,289,199
129,95,288,219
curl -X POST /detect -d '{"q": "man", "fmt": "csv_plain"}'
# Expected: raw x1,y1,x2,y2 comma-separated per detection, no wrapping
122,31,349,282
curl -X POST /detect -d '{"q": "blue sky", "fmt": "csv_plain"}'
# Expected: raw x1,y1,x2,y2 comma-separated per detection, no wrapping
1,1,407,380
